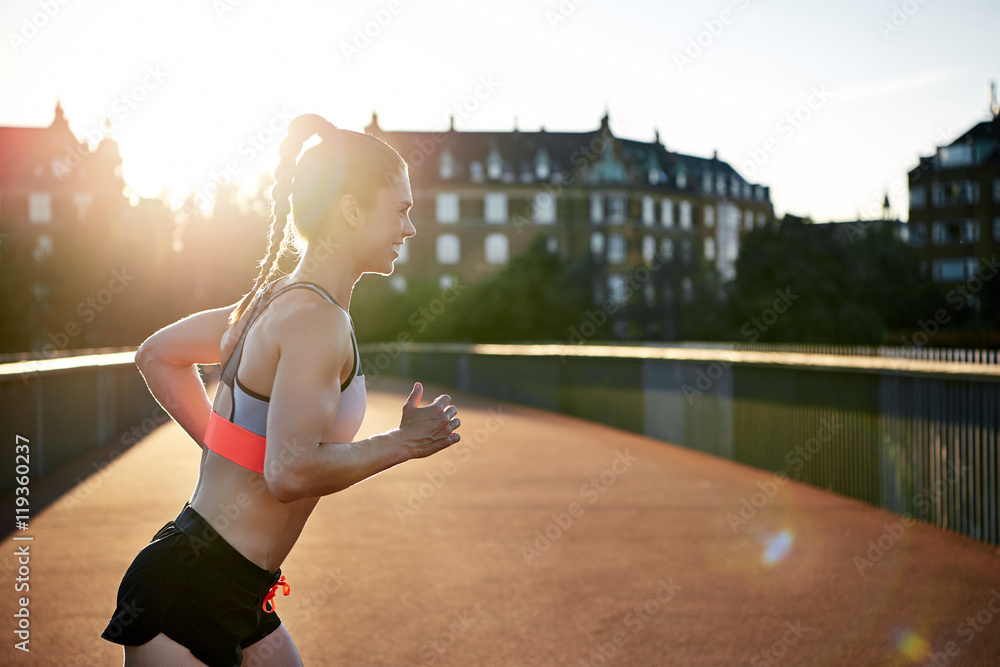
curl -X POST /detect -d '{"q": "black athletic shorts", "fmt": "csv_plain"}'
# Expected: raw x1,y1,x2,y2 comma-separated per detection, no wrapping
101,502,285,667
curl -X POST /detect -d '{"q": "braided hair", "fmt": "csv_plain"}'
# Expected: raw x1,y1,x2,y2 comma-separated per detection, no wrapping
228,114,407,326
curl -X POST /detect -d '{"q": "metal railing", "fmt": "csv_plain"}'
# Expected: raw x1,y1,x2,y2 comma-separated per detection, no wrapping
0,348,160,495
360,341,1000,546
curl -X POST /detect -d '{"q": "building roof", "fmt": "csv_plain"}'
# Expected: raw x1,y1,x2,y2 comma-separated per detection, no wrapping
366,112,770,200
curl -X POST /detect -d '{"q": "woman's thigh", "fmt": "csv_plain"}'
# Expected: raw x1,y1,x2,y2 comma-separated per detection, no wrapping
123,632,208,666
242,623,303,667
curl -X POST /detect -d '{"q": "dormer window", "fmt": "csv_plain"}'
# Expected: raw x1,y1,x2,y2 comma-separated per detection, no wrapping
487,148,503,180
676,172,687,189
702,172,712,193
439,150,455,179
716,175,726,195
535,149,551,180
470,162,484,182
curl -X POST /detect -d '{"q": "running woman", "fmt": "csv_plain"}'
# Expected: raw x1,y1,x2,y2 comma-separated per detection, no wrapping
102,113,461,666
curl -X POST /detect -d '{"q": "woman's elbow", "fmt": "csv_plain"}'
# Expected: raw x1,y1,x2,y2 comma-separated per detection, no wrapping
265,468,305,503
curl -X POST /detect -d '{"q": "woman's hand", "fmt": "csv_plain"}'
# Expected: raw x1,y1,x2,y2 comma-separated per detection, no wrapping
394,382,461,458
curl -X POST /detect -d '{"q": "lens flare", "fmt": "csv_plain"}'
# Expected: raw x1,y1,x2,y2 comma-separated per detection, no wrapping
894,629,929,661
761,528,795,566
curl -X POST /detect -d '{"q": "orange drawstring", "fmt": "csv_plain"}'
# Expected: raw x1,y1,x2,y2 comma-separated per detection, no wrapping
262,575,290,613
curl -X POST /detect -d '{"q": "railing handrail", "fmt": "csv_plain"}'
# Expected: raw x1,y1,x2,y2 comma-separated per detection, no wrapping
358,342,1000,381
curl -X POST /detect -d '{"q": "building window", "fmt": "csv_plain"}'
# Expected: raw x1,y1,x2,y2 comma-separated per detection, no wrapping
641,195,655,226
546,235,558,254
644,282,656,306
390,276,407,292
742,182,751,199
716,174,726,195
937,144,973,168
590,232,605,259
439,151,455,179
535,151,551,180
29,192,52,223
436,193,459,223
660,238,673,261
755,185,764,201
533,192,556,224
909,223,927,247
679,201,692,229
608,194,626,223
608,273,627,306
679,238,692,264
704,205,715,228
756,213,766,228
608,234,626,264
931,221,949,245
641,235,656,265
681,277,694,303
744,210,754,231
590,193,604,223
484,193,508,223
436,233,460,264
33,234,53,262
932,181,980,207
932,258,974,283
910,186,926,210
730,176,740,196
470,162,484,182
484,233,509,264
704,237,716,261
487,149,503,180
960,219,979,244
676,172,687,189
661,199,674,228
702,171,712,193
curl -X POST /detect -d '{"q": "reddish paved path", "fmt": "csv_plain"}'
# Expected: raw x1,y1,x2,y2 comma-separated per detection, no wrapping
2,375,999,666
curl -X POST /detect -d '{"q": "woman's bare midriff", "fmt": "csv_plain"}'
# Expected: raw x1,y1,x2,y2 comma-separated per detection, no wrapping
189,449,319,573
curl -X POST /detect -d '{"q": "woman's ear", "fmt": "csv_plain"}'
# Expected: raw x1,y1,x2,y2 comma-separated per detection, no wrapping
339,193,363,229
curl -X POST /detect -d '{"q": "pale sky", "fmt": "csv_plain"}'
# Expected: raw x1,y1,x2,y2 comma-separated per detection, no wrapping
2,0,997,221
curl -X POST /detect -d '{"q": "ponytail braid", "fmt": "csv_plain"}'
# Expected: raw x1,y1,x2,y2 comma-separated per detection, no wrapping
228,115,338,326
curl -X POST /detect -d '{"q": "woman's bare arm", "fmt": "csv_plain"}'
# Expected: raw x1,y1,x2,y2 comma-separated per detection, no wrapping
263,301,460,502
135,302,238,448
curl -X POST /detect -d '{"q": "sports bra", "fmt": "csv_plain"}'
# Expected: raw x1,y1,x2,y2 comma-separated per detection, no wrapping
204,279,366,474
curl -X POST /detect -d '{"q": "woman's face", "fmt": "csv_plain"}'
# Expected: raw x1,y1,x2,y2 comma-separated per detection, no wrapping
358,172,415,276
